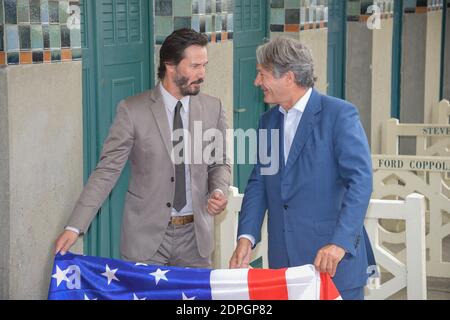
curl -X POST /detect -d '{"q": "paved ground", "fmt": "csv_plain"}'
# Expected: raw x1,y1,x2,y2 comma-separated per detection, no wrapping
386,235,450,300
388,276,450,300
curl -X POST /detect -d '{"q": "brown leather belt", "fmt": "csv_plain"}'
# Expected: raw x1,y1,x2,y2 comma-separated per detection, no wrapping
169,214,194,225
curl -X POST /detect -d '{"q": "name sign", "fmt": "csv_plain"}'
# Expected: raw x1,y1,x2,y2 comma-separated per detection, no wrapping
372,155,450,173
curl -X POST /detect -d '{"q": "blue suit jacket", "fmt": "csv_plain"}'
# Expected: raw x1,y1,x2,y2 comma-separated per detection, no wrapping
238,89,374,291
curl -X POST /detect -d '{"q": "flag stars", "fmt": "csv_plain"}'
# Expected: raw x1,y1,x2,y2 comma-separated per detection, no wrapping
52,265,69,287
133,293,147,300
182,292,196,300
101,264,120,285
135,262,148,267
149,268,169,285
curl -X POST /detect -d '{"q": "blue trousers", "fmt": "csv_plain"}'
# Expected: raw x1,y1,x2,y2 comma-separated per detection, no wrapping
339,286,365,300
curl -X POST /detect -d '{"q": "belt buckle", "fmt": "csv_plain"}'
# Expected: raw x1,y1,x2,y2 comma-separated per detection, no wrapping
170,214,194,226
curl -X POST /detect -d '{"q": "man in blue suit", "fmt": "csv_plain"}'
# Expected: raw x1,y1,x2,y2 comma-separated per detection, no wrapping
229,37,375,300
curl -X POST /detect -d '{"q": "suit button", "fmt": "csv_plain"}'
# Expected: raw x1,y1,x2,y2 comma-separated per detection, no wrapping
284,205,289,210
170,177,175,182
166,202,171,208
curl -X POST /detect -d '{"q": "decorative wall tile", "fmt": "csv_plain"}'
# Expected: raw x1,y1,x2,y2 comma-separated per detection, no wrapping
156,0,173,16
270,0,329,33
51,48,60,61
173,0,191,16
6,24,19,50
0,0,4,24
7,51,18,64
32,49,42,62
61,47,71,60
20,50,31,63
347,0,395,21
5,0,17,24
42,24,49,48
0,25,3,51
174,16,191,30
48,0,59,23
60,24,69,47
347,0,361,20
19,24,30,49
30,0,40,23
43,49,50,62
71,46,80,59
404,0,417,13
1,0,81,65
285,8,300,24
49,23,60,48
215,0,221,13
0,52,6,64
271,8,285,24
59,0,68,23
285,0,300,9
155,0,233,44
69,24,80,48
40,0,49,23
17,0,29,23
271,0,285,9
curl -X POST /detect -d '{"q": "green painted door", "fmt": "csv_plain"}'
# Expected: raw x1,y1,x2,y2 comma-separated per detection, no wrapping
391,0,403,118
81,0,153,258
440,0,448,100
233,0,268,193
327,0,347,99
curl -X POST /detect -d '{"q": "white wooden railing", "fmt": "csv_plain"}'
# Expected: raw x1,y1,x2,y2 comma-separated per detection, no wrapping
382,117,450,157
364,193,427,300
214,187,268,270
372,155,450,278
216,186,427,300
433,99,450,124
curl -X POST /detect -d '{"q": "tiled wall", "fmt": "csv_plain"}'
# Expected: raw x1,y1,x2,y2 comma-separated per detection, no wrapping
269,0,329,33
404,0,445,13
347,0,394,21
347,0,445,21
155,0,233,44
0,0,82,66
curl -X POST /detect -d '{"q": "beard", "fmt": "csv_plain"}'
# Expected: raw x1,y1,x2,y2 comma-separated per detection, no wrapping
174,74,204,96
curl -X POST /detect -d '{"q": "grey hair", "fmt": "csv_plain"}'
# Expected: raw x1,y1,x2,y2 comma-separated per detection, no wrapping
256,37,317,88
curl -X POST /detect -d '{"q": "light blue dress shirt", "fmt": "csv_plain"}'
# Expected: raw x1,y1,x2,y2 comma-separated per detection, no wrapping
239,88,313,246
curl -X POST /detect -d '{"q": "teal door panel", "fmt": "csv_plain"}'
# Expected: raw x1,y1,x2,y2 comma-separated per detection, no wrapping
391,0,403,118
440,0,448,100
81,0,152,258
233,0,268,192
327,0,347,99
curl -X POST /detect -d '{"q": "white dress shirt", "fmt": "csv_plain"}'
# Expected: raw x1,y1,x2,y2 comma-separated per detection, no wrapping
239,88,313,246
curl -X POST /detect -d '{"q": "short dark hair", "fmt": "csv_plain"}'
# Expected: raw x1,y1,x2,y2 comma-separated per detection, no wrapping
158,28,208,80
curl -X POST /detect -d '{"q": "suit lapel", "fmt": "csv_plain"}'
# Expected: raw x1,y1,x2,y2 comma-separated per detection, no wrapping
189,94,203,166
148,86,172,158
284,89,322,174
275,109,285,173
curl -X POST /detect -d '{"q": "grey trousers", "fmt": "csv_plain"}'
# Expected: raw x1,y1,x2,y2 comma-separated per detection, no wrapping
139,222,211,268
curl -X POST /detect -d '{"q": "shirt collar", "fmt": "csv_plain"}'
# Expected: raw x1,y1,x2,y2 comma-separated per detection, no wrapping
279,87,313,115
159,82,190,113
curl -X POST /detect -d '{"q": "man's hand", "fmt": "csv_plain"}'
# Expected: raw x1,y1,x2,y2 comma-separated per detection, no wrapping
229,238,253,269
54,230,79,255
207,190,227,216
313,244,346,277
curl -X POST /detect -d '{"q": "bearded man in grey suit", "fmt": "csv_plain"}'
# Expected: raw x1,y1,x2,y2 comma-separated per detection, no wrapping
54,29,231,268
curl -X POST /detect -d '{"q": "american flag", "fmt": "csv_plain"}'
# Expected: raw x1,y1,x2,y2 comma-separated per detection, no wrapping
48,252,342,300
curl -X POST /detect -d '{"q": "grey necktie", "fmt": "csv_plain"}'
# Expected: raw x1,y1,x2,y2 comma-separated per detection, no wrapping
173,101,186,212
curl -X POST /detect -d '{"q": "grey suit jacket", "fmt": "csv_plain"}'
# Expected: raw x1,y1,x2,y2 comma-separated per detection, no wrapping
67,87,231,261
